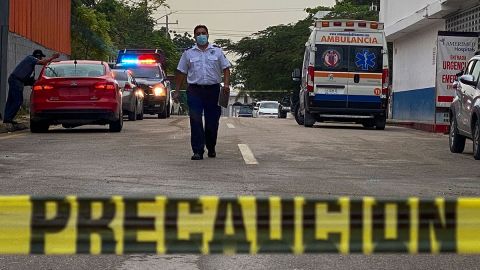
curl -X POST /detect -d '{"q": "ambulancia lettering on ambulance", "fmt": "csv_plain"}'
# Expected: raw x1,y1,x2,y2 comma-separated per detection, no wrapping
320,35,379,44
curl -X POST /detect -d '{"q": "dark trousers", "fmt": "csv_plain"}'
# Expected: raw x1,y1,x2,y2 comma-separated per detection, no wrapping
3,76,24,122
187,84,221,154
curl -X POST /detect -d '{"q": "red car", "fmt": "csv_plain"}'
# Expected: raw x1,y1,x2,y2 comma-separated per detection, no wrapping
30,60,123,132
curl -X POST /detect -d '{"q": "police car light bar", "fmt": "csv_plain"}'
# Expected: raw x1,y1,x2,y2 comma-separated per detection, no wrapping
120,55,157,65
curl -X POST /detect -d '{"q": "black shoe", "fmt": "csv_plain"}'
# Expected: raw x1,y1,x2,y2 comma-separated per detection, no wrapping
3,120,18,125
191,153,203,160
208,151,216,158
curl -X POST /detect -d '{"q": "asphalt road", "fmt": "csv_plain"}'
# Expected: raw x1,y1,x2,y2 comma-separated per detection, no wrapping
1,115,480,269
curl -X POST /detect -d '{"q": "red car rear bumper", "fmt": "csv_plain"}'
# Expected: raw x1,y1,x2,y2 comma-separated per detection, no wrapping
31,100,121,123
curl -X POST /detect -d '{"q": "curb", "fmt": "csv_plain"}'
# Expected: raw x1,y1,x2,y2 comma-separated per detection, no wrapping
0,116,30,134
387,120,449,134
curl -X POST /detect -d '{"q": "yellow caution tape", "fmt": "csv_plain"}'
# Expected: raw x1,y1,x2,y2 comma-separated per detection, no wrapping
0,196,479,254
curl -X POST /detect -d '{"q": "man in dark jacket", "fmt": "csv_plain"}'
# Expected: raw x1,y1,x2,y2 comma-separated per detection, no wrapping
3,49,59,124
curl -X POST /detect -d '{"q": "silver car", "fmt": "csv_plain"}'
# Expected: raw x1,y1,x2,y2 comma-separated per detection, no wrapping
113,69,144,121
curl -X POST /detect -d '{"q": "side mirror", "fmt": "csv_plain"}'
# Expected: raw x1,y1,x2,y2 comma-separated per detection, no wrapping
292,68,301,81
460,74,477,86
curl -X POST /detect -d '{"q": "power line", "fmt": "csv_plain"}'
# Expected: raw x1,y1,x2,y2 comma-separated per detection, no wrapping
176,10,307,15
172,28,257,34
171,8,308,12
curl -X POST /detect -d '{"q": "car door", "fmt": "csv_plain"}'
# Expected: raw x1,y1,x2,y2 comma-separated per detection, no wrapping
347,45,384,110
463,60,480,135
314,44,349,108
456,60,476,132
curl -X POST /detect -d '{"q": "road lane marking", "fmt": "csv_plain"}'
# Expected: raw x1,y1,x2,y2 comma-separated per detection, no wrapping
0,133,26,140
238,144,258,165
227,123,235,129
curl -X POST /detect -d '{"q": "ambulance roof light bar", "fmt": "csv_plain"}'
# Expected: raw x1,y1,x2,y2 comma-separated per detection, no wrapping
315,20,384,30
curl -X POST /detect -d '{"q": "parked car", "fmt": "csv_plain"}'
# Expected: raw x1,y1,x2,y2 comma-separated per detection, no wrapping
450,54,480,159
116,49,171,119
257,101,279,118
30,60,123,132
112,69,144,121
278,95,291,118
238,105,253,117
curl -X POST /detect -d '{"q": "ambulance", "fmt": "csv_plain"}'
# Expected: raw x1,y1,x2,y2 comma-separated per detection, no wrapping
295,20,389,129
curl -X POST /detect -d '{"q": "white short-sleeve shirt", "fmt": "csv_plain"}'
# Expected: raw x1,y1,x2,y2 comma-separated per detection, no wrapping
177,44,231,85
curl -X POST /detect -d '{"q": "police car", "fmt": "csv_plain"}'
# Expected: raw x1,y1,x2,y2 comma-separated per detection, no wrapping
116,49,171,119
293,20,389,129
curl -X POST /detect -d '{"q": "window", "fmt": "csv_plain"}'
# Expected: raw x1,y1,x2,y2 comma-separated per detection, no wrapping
471,61,480,82
128,66,163,79
260,102,278,109
45,64,105,78
315,45,349,72
446,5,480,32
466,60,476,75
112,70,128,81
349,46,383,73
315,45,383,73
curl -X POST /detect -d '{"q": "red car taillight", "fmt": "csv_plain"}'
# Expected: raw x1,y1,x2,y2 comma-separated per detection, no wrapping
33,85,54,91
124,83,133,91
94,82,116,90
307,66,315,92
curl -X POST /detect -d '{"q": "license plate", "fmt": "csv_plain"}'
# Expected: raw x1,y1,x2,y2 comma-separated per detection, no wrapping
319,88,344,95
59,88,90,97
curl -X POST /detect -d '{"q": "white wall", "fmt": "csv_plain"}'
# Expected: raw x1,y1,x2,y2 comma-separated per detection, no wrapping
380,0,438,27
392,21,445,92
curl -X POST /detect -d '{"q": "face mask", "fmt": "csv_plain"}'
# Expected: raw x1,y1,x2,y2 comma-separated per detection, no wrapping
196,35,208,46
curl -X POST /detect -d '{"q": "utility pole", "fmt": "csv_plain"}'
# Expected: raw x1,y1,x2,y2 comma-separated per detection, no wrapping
157,12,178,38
0,0,9,120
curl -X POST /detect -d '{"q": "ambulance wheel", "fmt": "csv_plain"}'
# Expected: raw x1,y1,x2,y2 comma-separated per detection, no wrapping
294,103,304,126
375,116,386,130
304,111,316,128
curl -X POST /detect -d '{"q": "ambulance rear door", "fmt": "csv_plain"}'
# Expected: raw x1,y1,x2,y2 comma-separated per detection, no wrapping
313,41,349,109
345,32,384,110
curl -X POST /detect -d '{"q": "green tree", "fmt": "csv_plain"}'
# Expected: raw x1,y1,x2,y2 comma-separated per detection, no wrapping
223,2,378,101
325,0,379,21
172,32,196,51
71,2,114,60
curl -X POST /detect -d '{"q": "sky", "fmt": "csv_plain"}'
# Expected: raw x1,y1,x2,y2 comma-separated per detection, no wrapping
157,0,336,42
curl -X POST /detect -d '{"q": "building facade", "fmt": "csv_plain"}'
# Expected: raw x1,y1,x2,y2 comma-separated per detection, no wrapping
380,0,480,124
0,0,71,120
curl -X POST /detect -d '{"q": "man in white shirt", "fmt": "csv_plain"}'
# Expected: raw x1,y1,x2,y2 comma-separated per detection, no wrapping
174,25,231,160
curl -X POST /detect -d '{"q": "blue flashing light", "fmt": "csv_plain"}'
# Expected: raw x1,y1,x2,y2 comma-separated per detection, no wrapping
121,57,139,64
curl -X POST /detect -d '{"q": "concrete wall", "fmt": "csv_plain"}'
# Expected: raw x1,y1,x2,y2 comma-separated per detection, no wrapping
380,0,434,27
6,32,69,109
390,21,445,121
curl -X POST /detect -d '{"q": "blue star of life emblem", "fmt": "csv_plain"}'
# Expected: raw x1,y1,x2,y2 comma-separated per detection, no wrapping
355,50,376,71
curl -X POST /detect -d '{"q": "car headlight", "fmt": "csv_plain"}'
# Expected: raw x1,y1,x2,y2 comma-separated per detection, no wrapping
153,84,167,97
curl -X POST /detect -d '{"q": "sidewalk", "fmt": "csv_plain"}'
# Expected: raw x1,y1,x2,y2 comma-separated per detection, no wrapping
0,115,29,133
387,119,449,134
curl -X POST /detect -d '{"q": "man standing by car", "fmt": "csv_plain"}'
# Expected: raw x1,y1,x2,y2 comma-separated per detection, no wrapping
174,25,231,160
3,50,59,124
